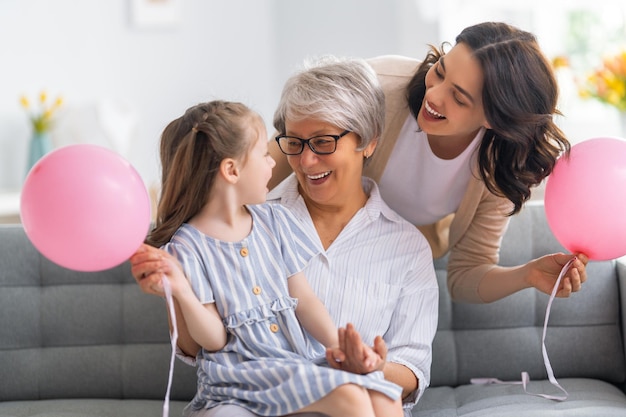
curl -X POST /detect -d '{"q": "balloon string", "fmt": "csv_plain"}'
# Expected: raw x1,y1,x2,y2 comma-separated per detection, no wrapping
533,257,576,401
471,257,575,401
161,275,178,417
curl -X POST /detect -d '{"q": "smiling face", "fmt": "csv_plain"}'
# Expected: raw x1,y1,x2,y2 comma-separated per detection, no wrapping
417,42,490,145
284,118,374,211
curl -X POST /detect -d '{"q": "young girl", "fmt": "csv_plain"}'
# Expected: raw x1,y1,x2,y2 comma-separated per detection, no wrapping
141,100,402,417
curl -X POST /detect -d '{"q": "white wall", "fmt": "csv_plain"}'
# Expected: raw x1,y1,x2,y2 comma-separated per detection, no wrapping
0,0,434,191
0,0,280,189
270,0,438,86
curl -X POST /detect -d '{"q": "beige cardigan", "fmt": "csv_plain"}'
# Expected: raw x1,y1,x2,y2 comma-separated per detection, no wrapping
364,55,514,303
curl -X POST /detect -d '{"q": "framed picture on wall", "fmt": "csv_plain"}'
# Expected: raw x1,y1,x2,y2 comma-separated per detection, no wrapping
130,0,182,29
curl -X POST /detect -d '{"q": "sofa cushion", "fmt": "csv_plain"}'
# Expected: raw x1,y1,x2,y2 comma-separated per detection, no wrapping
0,399,188,417
414,378,626,417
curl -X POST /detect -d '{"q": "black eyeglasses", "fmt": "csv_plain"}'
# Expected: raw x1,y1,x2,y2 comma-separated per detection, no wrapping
275,130,351,155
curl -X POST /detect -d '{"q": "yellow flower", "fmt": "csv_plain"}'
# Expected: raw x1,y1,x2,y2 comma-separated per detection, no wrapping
19,90,63,134
551,55,570,70
20,96,30,109
579,49,626,112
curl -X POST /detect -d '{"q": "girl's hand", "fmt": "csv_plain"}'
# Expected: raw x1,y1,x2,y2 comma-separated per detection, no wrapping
130,244,164,296
528,252,588,297
129,244,191,299
325,323,387,374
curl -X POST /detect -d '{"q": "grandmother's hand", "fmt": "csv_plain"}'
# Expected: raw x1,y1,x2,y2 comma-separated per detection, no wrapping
528,253,588,297
326,323,387,374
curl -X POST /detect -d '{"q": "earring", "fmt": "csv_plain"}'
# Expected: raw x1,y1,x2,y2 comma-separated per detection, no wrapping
364,151,369,159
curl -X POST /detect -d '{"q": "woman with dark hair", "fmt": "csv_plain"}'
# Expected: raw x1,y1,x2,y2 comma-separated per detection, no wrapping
269,21,588,304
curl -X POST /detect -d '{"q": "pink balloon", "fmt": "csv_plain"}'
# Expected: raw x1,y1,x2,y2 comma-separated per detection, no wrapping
545,137,626,261
21,144,151,271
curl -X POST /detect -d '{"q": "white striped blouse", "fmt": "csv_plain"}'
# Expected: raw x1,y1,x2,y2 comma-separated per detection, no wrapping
267,176,439,413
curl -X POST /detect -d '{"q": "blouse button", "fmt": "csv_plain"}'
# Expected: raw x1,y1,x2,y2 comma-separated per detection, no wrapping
252,286,262,295
270,323,279,333
240,247,249,257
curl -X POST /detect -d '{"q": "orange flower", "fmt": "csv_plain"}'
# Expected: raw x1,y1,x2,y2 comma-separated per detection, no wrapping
579,49,626,112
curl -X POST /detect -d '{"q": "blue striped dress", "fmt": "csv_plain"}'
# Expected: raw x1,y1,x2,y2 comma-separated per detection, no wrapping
163,203,401,416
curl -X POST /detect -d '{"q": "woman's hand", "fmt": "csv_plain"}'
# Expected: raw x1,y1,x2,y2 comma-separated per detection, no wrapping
527,252,588,297
129,244,191,299
326,323,387,374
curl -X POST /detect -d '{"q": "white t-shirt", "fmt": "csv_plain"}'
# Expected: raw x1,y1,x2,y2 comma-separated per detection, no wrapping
378,115,483,226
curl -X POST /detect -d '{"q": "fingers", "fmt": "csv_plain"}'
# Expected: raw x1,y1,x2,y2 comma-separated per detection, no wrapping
373,335,388,361
149,278,165,297
130,246,168,296
575,253,590,266
344,323,365,358
334,324,368,374
556,277,572,298
333,324,389,374
361,345,378,369
550,253,587,297
337,326,346,355
130,246,168,279
130,244,162,265
130,260,162,282
565,256,586,293
572,256,587,284
325,347,344,370
133,271,164,296
325,349,339,369
568,266,582,292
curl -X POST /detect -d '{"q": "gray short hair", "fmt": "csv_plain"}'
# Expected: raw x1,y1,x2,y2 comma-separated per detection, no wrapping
273,55,385,151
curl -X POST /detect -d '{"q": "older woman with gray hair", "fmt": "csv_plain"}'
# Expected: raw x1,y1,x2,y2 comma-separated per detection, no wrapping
272,55,437,416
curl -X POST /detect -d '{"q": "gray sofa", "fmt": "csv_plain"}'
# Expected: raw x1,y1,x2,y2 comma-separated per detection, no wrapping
0,226,196,417
1,201,626,417
415,201,626,416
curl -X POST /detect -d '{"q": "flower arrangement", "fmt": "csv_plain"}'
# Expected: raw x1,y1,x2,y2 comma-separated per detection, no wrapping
19,90,63,134
579,49,626,112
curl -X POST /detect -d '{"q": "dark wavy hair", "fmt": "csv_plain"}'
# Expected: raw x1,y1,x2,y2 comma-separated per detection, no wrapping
407,21,570,214
148,100,259,247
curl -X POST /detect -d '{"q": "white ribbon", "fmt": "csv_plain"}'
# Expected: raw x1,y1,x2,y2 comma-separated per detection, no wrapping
161,275,179,417
471,257,576,401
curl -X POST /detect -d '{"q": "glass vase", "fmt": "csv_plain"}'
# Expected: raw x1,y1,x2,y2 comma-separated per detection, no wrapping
26,132,53,176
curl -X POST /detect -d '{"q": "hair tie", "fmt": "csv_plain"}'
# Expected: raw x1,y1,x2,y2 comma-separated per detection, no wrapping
192,123,199,133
